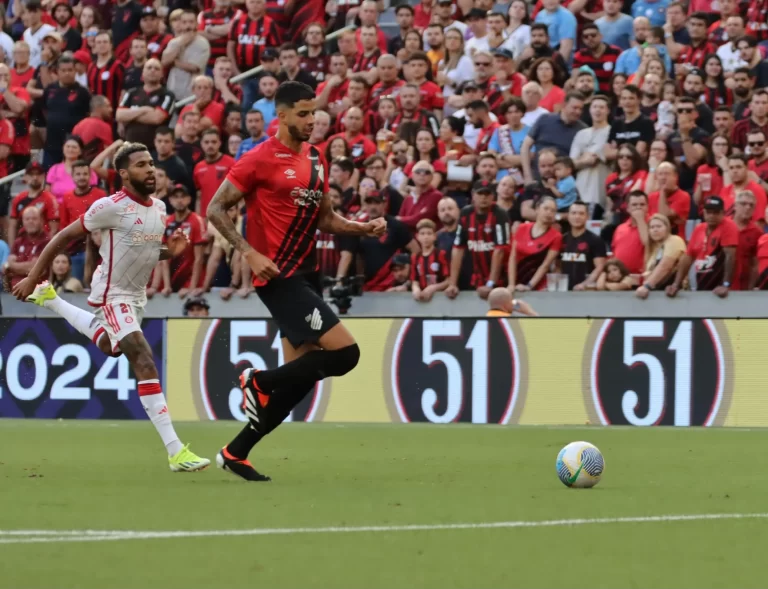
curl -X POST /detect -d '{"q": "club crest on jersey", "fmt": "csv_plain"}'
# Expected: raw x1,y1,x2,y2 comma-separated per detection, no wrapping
125,203,137,213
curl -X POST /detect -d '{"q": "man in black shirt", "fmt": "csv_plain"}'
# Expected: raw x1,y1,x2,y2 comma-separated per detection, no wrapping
560,201,606,290
42,55,90,168
518,24,569,77
124,37,149,91
152,127,195,196
112,0,144,63
436,196,473,290
667,95,709,192
608,85,655,158
116,58,175,146
737,36,768,91
277,43,318,90
682,69,714,133
175,110,203,173
53,2,82,53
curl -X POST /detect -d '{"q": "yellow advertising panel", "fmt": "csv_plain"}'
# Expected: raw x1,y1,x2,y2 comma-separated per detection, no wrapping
166,318,768,427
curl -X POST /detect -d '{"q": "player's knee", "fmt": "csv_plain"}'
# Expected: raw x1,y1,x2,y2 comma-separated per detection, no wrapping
325,343,360,377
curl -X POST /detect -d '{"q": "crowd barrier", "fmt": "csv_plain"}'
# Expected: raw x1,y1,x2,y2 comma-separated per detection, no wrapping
1,317,766,426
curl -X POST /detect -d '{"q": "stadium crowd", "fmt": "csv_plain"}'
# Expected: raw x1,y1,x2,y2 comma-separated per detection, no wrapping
1,0,768,304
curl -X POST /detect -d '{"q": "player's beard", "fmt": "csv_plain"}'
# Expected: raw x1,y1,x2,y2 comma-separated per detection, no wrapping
287,123,311,142
129,173,156,196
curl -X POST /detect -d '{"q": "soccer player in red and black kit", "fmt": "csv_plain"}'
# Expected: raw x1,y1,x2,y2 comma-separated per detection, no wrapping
666,196,738,299
446,180,510,300
206,81,387,481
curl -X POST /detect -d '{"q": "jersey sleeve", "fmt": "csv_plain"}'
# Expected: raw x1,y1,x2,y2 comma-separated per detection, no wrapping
549,230,563,252
158,90,175,115
81,197,119,232
454,213,468,248
226,148,262,195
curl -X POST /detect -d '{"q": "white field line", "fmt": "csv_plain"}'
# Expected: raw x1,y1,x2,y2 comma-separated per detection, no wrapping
1,512,767,545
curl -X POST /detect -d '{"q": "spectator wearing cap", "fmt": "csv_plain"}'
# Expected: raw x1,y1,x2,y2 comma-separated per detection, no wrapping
8,162,58,247
58,159,106,280
722,153,767,224
51,1,81,53
666,196,738,297
647,162,691,237
87,32,125,112
72,96,113,163
162,9,210,102
387,253,412,292
533,0,577,62
140,7,173,61
410,218,450,301
155,184,207,297
197,0,237,73
517,24,569,76
572,25,621,95
21,1,54,68
43,55,91,169
397,161,444,231
117,59,175,148
123,38,148,91
447,180,510,299
0,62,31,175
569,95,611,213
194,128,235,217
337,190,419,291
112,0,143,63
72,49,92,88
184,296,211,317
611,190,649,276
732,190,762,290
3,206,49,289
595,0,634,50
465,9,490,57
449,82,496,150
521,92,587,184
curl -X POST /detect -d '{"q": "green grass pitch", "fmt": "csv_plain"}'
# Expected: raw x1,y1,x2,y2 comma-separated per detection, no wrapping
1,421,767,589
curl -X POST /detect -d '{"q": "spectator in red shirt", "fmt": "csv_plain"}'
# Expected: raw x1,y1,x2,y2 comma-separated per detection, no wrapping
666,195,738,297
11,41,34,88
0,113,14,184
747,130,768,187
197,0,235,71
572,24,621,94
369,54,405,110
722,153,767,224
0,62,32,173
509,195,562,292
140,7,173,60
413,0,435,31
156,185,208,296
328,107,376,167
355,0,388,53
316,53,351,113
403,51,444,117
611,190,649,275
398,160,444,230
72,95,113,163
410,218,449,301
210,56,243,106
193,128,235,216
648,162,691,237
58,159,107,280
4,206,49,288
353,25,382,81
466,100,501,155
86,31,125,111
676,12,717,69
178,76,225,134
332,76,371,134
404,127,447,188
732,189,763,290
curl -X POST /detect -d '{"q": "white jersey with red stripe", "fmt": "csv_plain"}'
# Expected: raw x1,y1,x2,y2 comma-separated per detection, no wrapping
80,189,167,308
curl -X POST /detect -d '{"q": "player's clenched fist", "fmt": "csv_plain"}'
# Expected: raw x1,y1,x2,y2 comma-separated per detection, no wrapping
364,217,387,237
12,277,37,301
244,249,279,281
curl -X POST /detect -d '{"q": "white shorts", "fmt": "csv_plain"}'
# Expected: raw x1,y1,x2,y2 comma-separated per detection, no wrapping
94,302,144,354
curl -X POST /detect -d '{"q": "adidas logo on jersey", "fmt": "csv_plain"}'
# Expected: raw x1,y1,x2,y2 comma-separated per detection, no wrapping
135,218,143,225
305,308,323,331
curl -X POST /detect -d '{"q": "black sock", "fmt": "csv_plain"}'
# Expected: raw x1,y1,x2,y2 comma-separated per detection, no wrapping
256,344,360,394
226,424,263,459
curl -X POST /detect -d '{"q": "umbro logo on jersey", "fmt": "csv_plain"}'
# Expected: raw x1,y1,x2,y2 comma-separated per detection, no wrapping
285,169,296,177
305,308,323,331
135,218,143,225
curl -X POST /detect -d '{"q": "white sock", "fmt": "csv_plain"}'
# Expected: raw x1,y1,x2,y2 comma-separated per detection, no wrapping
138,381,183,456
44,296,102,343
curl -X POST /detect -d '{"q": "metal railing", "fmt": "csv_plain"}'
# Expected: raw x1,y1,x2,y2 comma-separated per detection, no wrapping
0,24,358,187
174,24,357,111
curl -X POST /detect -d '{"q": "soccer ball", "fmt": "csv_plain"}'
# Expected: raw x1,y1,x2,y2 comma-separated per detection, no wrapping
556,441,605,488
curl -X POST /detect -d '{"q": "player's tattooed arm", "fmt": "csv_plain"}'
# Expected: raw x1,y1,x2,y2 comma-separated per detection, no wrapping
207,179,253,254
317,191,386,236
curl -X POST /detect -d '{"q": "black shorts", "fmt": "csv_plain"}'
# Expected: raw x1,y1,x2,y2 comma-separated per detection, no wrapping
256,272,340,349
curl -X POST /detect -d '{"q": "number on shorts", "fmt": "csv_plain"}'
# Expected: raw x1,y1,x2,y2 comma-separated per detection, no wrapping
119,303,130,314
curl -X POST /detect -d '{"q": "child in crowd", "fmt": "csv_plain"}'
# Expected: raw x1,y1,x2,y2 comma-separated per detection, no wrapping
410,219,449,302
549,156,579,212
597,258,634,291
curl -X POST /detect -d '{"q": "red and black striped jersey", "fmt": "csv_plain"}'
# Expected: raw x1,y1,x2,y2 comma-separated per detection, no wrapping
410,248,449,290
198,7,237,68
454,205,510,287
368,79,405,110
266,0,291,31
226,137,328,286
702,85,732,110
687,218,739,291
112,0,143,62
571,44,621,94
316,229,341,278
678,41,718,68
144,32,173,60
228,13,282,72
213,83,244,105
300,52,330,83
390,109,440,137
87,57,125,109
352,49,381,74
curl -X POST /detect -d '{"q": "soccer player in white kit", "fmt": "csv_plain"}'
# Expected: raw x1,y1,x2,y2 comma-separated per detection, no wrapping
12,143,210,472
